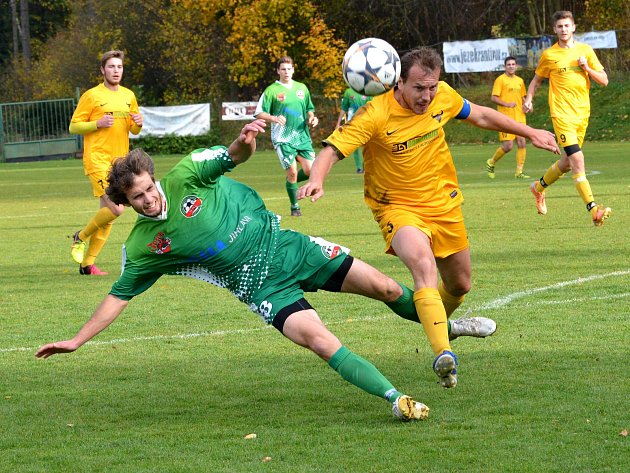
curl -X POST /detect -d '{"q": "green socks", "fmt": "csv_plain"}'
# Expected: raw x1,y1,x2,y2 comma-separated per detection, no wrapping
328,346,401,401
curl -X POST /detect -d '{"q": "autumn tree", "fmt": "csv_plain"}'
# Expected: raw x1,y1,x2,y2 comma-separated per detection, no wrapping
224,0,346,99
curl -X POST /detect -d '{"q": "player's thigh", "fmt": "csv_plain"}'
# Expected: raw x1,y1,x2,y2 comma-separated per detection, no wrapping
436,248,472,295
340,257,401,301
275,144,298,170
87,169,109,198
552,117,582,148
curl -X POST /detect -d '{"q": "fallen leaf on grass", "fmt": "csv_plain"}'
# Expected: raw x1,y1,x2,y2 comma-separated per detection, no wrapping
244,433,257,440
262,456,272,462
620,429,628,437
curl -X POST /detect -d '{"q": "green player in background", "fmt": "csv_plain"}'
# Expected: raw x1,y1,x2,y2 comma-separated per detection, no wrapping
336,88,372,173
255,56,319,217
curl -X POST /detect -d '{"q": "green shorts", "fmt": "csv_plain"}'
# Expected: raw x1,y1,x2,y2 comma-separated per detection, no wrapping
249,229,350,325
275,143,316,170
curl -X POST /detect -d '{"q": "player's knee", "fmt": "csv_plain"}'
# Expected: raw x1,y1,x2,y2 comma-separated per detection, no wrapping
446,280,471,297
563,144,581,157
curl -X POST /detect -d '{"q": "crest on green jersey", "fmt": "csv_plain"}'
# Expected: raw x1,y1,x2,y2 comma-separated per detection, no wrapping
181,195,203,218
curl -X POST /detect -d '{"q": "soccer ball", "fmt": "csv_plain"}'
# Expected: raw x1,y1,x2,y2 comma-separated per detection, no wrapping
342,38,401,97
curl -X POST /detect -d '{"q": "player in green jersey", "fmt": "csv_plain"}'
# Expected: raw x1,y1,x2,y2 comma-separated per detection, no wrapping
35,119,495,421
255,56,318,217
336,88,372,173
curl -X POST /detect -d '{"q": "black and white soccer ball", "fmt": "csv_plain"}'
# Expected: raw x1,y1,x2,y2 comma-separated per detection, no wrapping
342,38,401,97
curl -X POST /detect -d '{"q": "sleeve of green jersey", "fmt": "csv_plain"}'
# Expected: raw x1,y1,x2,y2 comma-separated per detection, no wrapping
109,258,162,301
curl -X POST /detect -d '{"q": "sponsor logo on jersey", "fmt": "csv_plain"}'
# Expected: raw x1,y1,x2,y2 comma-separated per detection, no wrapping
391,129,438,153
148,231,172,254
180,195,203,218
296,90,305,100
277,93,286,102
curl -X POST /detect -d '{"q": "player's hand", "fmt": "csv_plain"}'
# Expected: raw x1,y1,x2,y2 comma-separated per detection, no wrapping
297,181,324,202
241,119,266,144
309,115,319,128
578,56,588,70
529,129,560,154
35,340,79,359
274,115,286,126
130,113,143,127
507,102,516,108
522,99,533,114
97,114,114,128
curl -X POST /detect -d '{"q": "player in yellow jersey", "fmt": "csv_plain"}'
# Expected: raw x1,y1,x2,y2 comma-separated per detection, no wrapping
298,47,559,389
523,11,611,226
69,50,143,275
486,56,529,179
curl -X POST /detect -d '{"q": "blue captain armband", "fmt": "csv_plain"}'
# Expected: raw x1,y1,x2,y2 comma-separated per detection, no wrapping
455,99,471,120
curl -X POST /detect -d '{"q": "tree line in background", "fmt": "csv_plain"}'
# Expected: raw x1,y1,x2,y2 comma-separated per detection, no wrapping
0,0,628,106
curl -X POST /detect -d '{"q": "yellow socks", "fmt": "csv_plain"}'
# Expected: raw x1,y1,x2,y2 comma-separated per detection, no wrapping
78,207,118,266
535,160,564,192
438,282,465,317
414,288,450,355
516,148,526,174
79,207,117,242
490,147,506,164
573,172,595,206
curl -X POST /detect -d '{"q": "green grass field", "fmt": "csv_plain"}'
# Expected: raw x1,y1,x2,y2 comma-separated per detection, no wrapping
1,142,628,472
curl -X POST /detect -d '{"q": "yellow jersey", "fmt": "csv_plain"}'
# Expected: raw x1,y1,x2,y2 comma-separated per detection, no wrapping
535,42,603,119
491,73,526,121
325,82,467,215
70,83,141,174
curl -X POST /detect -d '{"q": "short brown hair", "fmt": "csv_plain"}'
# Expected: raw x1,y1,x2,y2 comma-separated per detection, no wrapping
106,149,155,206
400,47,443,81
101,50,125,69
277,56,294,69
552,10,574,24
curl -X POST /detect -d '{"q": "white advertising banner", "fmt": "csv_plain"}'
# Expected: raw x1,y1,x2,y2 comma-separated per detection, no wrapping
576,30,617,49
221,101,258,120
443,38,509,73
131,103,211,138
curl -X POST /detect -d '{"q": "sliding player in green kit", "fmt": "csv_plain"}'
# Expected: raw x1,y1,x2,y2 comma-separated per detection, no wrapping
36,120,493,421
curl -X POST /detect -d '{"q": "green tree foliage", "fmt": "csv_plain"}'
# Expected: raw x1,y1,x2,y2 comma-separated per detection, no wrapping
224,0,346,98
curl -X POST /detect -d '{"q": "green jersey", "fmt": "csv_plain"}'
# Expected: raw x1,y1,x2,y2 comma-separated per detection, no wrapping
110,147,280,305
341,88,371,122
255,80,315,147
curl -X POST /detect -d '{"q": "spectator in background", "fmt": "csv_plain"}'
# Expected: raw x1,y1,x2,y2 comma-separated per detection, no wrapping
254,56,318,217
69,50,143,275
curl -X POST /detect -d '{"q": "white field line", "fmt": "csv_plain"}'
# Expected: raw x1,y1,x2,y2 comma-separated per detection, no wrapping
3,270,629,355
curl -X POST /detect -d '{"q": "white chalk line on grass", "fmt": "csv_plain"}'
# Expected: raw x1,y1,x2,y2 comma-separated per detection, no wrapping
476,270,630,311
3,270,628,355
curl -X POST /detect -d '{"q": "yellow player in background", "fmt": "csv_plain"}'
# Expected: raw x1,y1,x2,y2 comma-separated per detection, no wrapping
69,50,143,275
486,56,529,179
523,10,611,226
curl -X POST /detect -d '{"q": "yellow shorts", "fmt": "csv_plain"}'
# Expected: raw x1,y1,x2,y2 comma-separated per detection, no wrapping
552,116,589,148
372,204,469,259
87,168,109,198
498,115,526,142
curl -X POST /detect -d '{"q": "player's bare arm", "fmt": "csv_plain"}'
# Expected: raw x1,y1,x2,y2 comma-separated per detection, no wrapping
228,119,267,165
491,95,515,108
297,145,340,202
578,57,609,87
35,295,128,358
465,102,559,154
523,74,543,113
255,111,286,126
